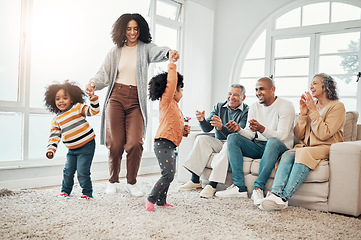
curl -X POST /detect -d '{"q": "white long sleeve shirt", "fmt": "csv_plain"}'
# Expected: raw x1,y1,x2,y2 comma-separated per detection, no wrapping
237,97,295,149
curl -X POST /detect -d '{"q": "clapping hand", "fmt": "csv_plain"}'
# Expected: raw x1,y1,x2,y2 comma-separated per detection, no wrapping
195,110,205,122
210,115,223,131
249,119,265,133
300,92,316,114
226,120,240,132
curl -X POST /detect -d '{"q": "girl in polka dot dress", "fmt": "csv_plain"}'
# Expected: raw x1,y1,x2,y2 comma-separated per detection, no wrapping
146,51,190,212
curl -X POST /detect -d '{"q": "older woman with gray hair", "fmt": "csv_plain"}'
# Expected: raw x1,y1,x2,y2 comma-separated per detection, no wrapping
260,73,346,211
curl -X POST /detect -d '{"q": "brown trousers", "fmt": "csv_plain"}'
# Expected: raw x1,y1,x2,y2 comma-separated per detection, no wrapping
105,83,144,184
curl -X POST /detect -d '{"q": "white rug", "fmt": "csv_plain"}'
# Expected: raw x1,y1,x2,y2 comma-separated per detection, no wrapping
1,174,360,240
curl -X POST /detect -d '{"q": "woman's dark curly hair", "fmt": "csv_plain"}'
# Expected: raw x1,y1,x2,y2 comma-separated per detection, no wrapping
112,13,152,47
148,72,184,101
44,80,86,114
314,73,339,100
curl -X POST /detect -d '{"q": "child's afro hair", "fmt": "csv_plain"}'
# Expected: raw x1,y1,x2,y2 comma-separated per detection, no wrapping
44,80,86,114
148,72,184,101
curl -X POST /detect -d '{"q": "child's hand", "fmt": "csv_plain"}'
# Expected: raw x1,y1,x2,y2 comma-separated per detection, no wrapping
46,152,53,159
85,82,95,98
183,125,191,137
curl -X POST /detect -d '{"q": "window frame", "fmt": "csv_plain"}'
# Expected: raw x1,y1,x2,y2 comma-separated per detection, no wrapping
0,0,184,162
231,0,361,116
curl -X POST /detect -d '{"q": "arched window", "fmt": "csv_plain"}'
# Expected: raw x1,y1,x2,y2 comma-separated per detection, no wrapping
233,0,361,115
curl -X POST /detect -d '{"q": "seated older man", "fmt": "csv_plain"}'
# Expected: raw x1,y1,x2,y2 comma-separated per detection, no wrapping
178,84,249,198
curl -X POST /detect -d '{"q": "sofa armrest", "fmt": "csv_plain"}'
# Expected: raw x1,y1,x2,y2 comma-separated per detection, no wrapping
177,132,214,182
328,140,361,216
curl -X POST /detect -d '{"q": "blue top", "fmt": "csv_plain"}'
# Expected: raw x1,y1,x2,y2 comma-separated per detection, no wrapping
199,101,249,140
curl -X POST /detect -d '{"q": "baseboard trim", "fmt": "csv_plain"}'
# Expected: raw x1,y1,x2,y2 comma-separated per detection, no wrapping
0,157,160,190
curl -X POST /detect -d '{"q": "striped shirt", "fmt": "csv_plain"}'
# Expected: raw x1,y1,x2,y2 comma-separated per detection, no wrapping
47,96,100,154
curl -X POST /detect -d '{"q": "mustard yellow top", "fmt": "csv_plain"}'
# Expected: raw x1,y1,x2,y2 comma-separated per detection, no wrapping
292,100,345,169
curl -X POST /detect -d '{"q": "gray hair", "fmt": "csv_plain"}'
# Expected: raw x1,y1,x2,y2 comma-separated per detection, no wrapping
313,73,339,100
230,83,246,96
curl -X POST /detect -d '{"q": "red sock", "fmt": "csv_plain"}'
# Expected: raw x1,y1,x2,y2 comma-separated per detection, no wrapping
146,199,154,212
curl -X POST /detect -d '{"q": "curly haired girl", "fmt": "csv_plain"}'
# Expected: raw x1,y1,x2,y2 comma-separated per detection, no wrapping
44,80,100,199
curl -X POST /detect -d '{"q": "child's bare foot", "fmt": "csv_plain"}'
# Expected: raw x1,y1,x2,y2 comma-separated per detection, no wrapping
146,199,154,212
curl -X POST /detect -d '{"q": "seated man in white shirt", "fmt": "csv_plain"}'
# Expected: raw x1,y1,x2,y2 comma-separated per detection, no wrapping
215,77,295,207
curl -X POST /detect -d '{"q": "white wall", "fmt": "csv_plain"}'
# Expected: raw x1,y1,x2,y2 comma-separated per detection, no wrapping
182,1,215,117
211,0,295,104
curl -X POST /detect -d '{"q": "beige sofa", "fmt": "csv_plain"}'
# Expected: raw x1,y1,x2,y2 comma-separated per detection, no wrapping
177,111,361,217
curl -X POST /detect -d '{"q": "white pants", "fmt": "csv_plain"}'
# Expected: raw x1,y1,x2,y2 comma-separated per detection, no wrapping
183,135,229,184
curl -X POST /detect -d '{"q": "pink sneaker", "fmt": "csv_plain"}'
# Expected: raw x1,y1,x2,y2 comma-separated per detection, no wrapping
58,192,69,198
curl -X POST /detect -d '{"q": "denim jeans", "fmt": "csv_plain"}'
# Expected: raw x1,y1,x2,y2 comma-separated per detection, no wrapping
62,139,95,197
271,151,311,201
227,133,266,190
253,137,289,190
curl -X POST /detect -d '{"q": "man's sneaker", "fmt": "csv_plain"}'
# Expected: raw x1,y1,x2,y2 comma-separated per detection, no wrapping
251,188,264,206
105,182,116,195
79,195,91,200
126,183,144,197
178,181,202,191
58,192,69,198
261,192,288,211
200,185,216,198
214,184,248,198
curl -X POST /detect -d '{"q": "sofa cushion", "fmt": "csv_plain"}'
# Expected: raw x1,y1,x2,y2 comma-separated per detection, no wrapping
250,159,329,183
344,111,359,141
206,154,253,174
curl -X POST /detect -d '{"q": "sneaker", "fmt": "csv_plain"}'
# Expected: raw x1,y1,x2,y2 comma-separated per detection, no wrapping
58,192,69,198
200,185,216,198
105,182,116,195
178,181,202,191
79,195,91,200
126,183,144,197
214,184,248,198
258,204,265,211
251,188,264,206
261,192,288,211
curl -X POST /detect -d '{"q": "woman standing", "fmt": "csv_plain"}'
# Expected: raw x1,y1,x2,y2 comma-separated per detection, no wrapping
86,13,179,196
260,73,345,210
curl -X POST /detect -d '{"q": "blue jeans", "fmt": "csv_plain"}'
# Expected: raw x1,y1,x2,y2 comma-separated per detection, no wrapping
271,151,311,201
227,133,266,191
253,137,289,190
62,139,95,197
